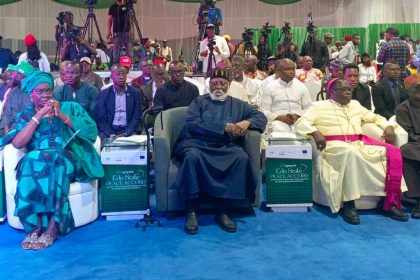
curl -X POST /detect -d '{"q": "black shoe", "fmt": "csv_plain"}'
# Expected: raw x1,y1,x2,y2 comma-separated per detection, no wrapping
184,211,199,234
412,201,420,219
341,202,360,225
215,213,237,233
382,206,409,222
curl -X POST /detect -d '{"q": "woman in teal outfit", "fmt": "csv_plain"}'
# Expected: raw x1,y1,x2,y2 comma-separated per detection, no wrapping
11,70,103,250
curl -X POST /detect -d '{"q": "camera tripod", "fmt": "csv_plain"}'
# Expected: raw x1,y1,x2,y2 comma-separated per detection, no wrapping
127,4,143,45
192,21,208,74
206,41,217,78
82,5,104,44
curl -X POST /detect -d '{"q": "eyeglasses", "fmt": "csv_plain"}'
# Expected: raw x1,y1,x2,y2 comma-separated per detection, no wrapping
33,89,53,95
170,69,185,75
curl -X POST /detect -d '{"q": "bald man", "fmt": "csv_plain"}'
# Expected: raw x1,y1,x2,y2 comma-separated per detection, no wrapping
244,55,267,81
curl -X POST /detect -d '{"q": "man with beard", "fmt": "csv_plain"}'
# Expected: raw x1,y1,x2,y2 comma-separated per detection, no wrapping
174,68,267,234
53,61,99,119
296,78,408,224
153,61,199,110
96,64,142,139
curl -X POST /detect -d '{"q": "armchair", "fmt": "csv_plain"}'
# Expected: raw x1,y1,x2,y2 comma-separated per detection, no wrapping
4,137,101,229
312,122,408,209
154,107,261,212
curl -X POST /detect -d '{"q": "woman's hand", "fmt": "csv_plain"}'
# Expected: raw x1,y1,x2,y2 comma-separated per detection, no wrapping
47,99,63,118
35,103,54,120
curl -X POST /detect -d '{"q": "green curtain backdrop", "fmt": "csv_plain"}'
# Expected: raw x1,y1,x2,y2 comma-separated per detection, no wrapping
0,0,21,5
253,26,366,57
368,23,420,58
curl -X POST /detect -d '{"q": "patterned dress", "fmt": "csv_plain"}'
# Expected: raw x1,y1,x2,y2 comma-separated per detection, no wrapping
13,102,103,235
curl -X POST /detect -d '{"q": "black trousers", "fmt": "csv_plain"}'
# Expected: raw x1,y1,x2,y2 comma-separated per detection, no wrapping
403,157,420,198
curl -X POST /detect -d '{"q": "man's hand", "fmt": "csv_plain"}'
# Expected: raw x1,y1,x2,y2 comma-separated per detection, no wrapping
233,120,251,136
200,50,208,57
312,131,326,151
276,114,295,125
382,126,396,144
225,123,236,134
291,114,300,122
214,46,220,54
106,31,112,40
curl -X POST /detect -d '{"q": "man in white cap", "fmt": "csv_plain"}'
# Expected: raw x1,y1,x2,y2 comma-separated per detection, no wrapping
199,23,230,75
80,57,104,91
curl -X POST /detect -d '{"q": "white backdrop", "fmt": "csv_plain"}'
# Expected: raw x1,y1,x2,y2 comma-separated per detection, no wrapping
1,0,420,62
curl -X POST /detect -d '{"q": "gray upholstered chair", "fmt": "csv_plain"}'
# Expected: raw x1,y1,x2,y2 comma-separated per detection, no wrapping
154,106,261,212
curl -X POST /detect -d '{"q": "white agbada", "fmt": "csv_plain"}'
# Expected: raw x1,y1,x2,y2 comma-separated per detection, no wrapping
236,74,261,106
260,78,312,132
295,100,407,213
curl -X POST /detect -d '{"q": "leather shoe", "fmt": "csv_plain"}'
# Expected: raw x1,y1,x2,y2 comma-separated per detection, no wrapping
341,206,360,225
184,211,199,234
215,213,237,233
382,206,409,222
412,202,420,219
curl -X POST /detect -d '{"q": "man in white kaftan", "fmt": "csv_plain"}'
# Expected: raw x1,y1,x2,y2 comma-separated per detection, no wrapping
260,59,312,133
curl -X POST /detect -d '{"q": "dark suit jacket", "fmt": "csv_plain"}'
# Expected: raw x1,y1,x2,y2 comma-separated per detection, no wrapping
372,78,408,120
96,85,142,137
352,83,371,110
141,81,153,107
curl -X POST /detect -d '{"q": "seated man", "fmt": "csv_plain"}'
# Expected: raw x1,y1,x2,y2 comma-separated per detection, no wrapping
244,55,267,81
80,57,104,91
174,68,267,234
260,58,312,133
53,61,99,119
232,55,261,106
396,74,420,218
343,63,372,110
296,78,408,224
153,61,199,110
295,56,324,83
372,62,408,119
96,64,142,139
0,62,35,133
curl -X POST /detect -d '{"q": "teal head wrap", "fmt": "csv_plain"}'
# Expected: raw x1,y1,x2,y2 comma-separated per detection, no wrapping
21,70,54,94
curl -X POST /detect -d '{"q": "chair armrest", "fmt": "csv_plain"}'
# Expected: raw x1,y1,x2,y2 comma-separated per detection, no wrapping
389,115,408,148
362,123,383,139
244,130,262,205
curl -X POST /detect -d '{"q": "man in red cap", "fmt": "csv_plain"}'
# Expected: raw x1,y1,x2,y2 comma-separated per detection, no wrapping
18,34,50,73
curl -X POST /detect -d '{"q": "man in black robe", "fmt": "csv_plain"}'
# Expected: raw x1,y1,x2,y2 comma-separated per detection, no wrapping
396,74,420,218
174,68,267,234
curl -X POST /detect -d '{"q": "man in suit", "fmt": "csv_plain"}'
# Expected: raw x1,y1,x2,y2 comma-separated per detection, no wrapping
343,63,372,110
372,62,408,119
96,64,142,140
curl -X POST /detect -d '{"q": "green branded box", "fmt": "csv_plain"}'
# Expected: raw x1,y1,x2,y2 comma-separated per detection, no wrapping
100,145,148,219
265,143,312,210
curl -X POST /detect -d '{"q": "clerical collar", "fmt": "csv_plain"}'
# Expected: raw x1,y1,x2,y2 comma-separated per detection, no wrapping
329,99,350,108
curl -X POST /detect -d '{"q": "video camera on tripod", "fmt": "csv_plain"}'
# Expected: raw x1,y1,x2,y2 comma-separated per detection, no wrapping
306,12,316,37
242,27,256,53
261,22,275,40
